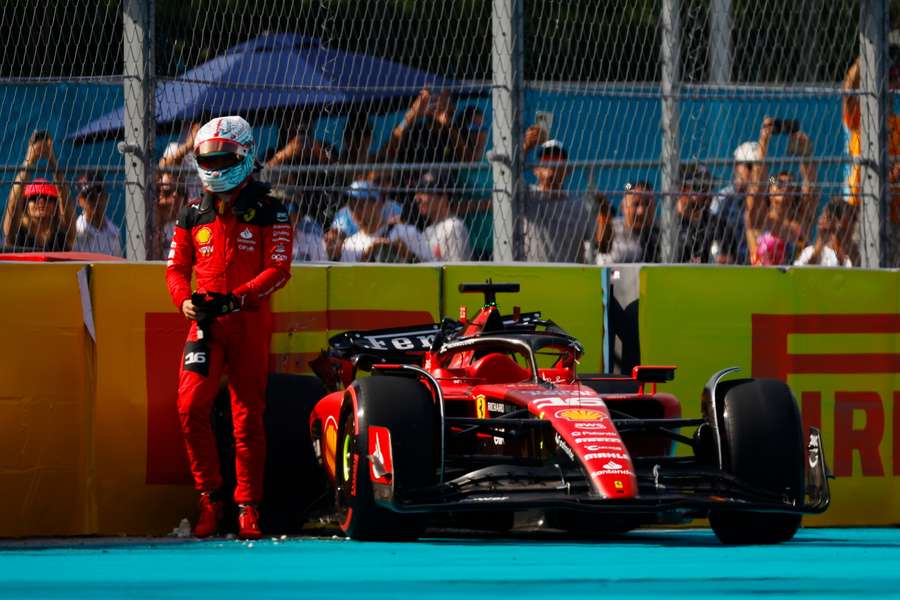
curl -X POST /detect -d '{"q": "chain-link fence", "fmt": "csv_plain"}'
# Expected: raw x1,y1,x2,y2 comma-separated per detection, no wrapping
1,0,897,267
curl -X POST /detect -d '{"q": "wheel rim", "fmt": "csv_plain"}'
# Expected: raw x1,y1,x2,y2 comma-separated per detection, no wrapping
341,429,353,482
336,411,356,530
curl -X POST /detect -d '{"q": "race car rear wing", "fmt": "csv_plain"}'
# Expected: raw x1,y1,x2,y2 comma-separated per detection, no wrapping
312,312,546,390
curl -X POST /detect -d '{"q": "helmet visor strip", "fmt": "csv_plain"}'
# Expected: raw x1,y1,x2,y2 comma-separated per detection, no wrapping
195,138,248,170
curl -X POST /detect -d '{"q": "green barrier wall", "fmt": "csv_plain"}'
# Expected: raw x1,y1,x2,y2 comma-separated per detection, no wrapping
639,266,900,526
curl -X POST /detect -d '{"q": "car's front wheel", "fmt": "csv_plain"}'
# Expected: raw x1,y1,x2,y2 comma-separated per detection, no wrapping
709,378,804,545
334,376,434,541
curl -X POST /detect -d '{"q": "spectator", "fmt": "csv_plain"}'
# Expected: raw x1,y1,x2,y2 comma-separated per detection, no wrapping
710,142,765,264
159,122,202,199
450,105,492,260
794,198,855,267
278,190,327,262
337,111,374,167
73,171,121,257
674,163,726,263
843,56,900,265
450,105,489,163
373,89,456,169
591,192,615,263
413,170,472,261
338,180,432,263
749,171,814,265
744,119,819,264
266,116,334,222
156,172,188,258
325,170,403,260
2,132,74,251
517,138,593,263
596,182,660,264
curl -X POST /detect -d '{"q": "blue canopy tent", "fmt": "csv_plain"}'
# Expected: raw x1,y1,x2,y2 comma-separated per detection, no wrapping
68,33,484,143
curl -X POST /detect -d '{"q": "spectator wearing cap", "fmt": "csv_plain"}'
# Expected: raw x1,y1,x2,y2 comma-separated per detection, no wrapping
413,171,472,261
517,132,593,263
794,197,855,267
73,171,121,257
675,163,732,263
326,170,404,260
709,139,760,264
2,131,74,251
338,180,432,263
596,182,660,264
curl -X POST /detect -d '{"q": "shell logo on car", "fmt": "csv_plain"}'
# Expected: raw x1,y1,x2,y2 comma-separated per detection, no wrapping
555,408,605,422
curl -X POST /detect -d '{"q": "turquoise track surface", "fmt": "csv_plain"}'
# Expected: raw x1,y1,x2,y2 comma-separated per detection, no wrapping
1,529,898,599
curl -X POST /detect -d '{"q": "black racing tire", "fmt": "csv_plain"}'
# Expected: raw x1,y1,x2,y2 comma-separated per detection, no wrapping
262,374,328,534
335,376,435,541
709,378,804,545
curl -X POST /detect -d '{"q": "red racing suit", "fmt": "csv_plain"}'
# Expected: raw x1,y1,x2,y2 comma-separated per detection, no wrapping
166,180,292,504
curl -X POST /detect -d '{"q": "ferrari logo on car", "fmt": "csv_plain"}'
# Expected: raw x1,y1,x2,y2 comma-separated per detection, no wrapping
476,394,487,419
556,408,605,422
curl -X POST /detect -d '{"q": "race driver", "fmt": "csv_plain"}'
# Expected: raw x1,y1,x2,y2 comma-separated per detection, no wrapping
166,115,293,539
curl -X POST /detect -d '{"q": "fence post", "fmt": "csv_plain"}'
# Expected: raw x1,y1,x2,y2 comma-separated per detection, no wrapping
859,0,888,268
490,0,524,262
122,0,155,261
709,0,732,85
660,0,681,263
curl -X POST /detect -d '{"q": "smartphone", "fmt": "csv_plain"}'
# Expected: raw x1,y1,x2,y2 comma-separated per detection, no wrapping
535,111,554,137
771,119,800,135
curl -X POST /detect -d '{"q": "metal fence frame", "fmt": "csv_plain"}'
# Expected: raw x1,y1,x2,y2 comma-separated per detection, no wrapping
115,0,891,266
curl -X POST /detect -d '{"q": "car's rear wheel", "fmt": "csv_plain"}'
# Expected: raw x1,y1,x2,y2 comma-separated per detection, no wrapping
709,378,804,545
335,376,434,541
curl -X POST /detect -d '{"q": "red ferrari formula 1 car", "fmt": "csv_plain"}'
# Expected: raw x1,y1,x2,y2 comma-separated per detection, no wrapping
308,281,831,543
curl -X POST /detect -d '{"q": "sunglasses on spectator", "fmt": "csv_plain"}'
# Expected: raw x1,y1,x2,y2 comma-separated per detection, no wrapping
769,176,796,191
159,186,176,198
26,194,58,203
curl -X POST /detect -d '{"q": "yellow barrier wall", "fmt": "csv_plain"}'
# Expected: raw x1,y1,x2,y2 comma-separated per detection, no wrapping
639,266,900,525
2,263,897,536
0,264,93,536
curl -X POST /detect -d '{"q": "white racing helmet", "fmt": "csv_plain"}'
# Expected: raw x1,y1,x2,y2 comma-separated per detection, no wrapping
193,116,255,192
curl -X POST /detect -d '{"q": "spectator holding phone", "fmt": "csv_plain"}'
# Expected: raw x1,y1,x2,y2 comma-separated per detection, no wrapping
744,118,819,265
517,137,593,262
73,170,121,256
2,131,74,251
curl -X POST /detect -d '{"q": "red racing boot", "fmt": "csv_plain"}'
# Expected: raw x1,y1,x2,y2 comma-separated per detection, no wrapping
193,491,224,538
238,504,263,540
